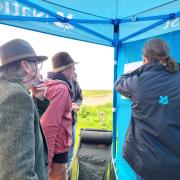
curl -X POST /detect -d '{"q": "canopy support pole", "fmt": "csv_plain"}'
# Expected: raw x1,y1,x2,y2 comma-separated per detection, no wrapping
112,19,120,160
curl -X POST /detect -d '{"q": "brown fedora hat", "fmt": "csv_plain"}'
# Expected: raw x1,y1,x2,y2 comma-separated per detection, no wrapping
0,39,47,68
52,52,79,72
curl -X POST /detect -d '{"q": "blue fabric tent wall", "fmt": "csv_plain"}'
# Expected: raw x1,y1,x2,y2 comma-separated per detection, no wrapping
0,0,180,179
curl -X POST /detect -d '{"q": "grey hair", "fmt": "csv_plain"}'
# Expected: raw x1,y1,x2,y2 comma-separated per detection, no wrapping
0,60,34,82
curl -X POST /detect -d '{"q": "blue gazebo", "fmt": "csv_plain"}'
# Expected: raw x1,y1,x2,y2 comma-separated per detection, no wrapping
0,0,180,179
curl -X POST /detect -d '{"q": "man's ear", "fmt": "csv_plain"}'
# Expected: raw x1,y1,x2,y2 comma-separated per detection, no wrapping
143,56,149,64
21,60,31,74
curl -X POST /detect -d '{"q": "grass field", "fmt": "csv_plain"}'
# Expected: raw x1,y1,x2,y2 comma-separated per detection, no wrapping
82,90,112,97
74,90,113,149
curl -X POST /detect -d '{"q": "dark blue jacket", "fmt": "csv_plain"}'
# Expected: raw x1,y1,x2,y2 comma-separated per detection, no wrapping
115,62,180,180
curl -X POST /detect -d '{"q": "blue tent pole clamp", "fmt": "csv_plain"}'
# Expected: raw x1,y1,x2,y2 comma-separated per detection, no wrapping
17,0,113,43
112,19,120,160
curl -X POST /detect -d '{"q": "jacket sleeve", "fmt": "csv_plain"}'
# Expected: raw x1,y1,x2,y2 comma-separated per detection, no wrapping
115,74,138,98
0,91,38,180
115,64,147,98
41,85,69,164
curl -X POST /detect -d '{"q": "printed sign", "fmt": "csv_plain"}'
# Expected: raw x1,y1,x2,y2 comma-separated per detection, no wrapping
121,61,143,99
124,61,143,74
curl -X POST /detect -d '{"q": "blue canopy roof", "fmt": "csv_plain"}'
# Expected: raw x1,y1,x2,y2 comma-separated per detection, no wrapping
1,1,180,179
0,0,180,46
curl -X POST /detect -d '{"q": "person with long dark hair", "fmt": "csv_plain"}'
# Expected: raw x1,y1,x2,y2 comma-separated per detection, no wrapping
115,38,180,180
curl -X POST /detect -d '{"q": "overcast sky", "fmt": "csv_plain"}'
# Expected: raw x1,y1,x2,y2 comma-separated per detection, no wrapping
0,24,114,90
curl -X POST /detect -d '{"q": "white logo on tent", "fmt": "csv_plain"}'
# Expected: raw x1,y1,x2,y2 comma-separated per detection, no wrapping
0,1,74,31
163,17,179,30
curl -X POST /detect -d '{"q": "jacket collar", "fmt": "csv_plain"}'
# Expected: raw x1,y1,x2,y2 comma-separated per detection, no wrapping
47,71,72,89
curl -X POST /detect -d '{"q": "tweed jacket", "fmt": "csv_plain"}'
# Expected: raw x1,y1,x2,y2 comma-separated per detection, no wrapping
0,79,48,180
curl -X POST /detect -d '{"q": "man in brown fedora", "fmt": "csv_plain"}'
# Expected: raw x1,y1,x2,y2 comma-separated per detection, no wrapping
0,39,48,179
40,52,78,180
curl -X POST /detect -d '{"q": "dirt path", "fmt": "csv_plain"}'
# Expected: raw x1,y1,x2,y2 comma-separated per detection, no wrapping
83,94,113,106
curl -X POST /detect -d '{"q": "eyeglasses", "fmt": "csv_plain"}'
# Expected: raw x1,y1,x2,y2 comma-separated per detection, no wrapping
27,59,43,70
23,59,43,71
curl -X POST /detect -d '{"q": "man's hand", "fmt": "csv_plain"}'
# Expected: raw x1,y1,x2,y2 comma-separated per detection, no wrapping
31,82,46,100
72,103,80,111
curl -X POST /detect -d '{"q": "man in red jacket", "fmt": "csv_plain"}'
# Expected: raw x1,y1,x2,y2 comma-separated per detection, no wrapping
41,52,78,180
